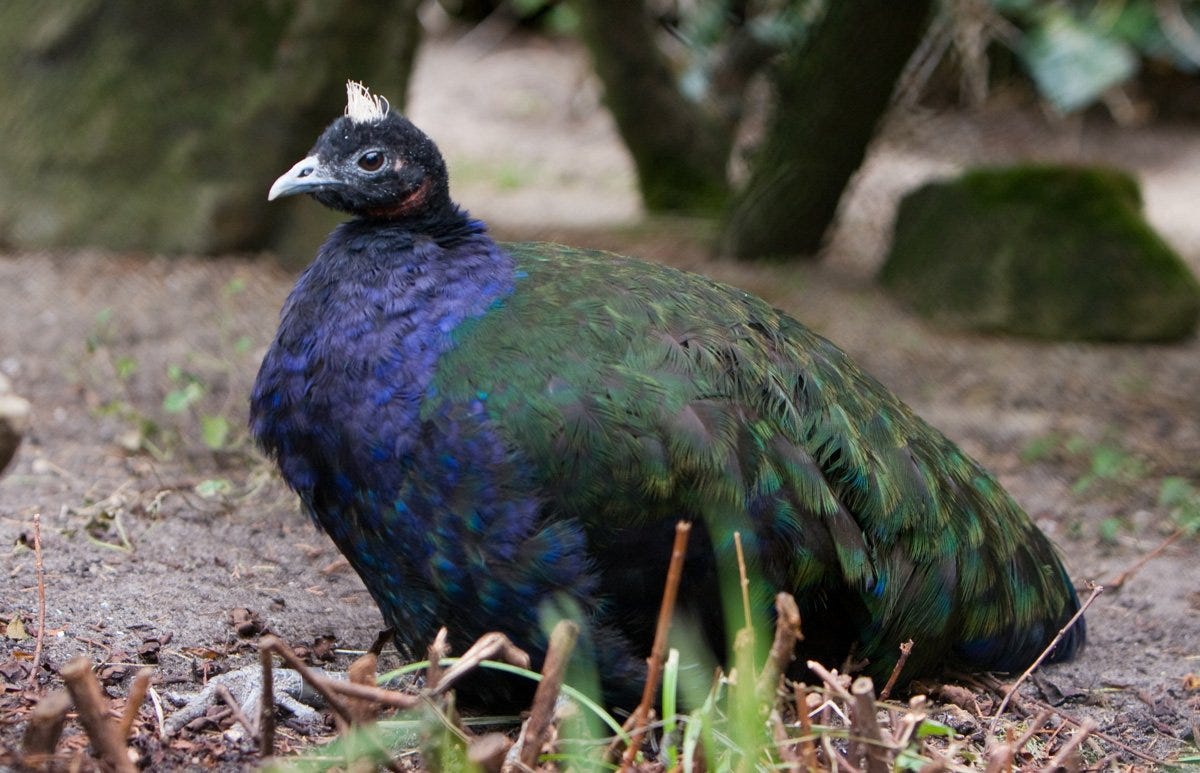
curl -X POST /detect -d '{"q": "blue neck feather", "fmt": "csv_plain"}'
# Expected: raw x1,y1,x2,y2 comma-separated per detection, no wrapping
250,210,544,646
251,209,514,490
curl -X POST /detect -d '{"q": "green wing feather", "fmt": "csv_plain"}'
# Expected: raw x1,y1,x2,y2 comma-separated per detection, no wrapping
430,242,1078,678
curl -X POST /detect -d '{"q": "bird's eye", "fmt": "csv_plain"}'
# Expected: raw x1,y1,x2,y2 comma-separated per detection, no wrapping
358,151,385,172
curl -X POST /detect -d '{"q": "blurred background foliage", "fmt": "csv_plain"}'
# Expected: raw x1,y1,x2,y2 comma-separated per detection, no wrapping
0,0,1197,259
0,0,421,255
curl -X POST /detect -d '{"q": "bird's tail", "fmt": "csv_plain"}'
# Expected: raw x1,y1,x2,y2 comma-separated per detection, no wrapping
953,557,1086,673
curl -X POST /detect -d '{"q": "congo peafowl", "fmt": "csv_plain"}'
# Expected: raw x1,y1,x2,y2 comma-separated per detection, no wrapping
252,82,1084,708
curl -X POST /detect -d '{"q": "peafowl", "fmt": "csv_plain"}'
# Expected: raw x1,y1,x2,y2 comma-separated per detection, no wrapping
251,82,1084,709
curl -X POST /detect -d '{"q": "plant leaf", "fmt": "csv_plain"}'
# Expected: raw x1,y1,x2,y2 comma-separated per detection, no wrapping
200,415,230,450
163,382,204,413
5,616,28,640
195,478,233,498
1019,10,1138,112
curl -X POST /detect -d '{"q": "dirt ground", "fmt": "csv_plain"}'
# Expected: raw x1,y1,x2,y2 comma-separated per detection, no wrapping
2,30,1199,770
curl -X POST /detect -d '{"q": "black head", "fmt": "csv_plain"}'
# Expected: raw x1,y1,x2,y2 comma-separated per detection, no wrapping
269,82,452,221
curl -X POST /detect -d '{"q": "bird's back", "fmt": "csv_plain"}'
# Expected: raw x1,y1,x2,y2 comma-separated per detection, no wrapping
423,242,1084,684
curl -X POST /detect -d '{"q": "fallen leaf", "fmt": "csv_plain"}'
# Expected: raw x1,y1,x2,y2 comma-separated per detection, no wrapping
0,658,30,682
5,616,27,640
139,638,162,663
229,607,264,638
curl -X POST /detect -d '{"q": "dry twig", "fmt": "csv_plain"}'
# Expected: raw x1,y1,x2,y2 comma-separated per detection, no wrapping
259,642,275,759
1034,700,1164,765
325,676,425,709
260,635,355,731
878,639,913,701
117,668,153,740
60,657,136,773
1047,718,1097,770
806,660,854,703
1105,528,1182,589
470,733,513,772
429,631,530,696
850,676,889,773
346,650,383,724
988,585,1102,733
1012,709,1053,755
822,730,857,772
619,521,692,770
769,708,802,773
28,511,46,690
517,619,579,769
147,685,166,737
21,690,71,758
757,592,803,699
215,684,258,739
793,683,820,771
425,627,450,692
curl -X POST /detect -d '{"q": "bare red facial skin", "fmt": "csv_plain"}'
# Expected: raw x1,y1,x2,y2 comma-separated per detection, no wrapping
365,178,431,220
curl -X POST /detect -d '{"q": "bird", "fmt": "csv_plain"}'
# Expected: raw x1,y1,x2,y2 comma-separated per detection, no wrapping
251,82,1084,709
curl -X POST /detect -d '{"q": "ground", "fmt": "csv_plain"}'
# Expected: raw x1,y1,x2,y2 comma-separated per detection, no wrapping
2,30,1200,770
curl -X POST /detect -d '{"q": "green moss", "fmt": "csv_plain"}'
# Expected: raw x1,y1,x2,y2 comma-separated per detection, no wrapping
879,164,1200,342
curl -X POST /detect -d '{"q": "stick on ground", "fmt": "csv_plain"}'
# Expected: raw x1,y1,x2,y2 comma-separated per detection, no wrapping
1106,529,1182,589
429,631,530,696
425,627,450,693
259,635,354,732
757,592,803,699
216,684,258,739
346,645,385,724
793,683,819,771
259,643,275,759
1034,700,1164,765
619,520,692,770
988,585,1102,733
117,668,153,740
1047,718,1098,770
21,690,71,758
805,660,854,703
878,639,913,701
325,675,425,709
850,676,889,773
60,657,136,773
27,511,46,690
519,619,580,769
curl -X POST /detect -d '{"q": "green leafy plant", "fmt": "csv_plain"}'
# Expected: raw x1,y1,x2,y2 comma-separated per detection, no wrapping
1022,431,1199,543
994,0,1200,112
80,277,263,460
1022,431,1148,494
1158,476,1200,535
1069,436,1147,494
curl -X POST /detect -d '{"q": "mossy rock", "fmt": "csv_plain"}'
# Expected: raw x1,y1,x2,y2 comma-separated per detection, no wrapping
879,164,1200,342
0,1,419,256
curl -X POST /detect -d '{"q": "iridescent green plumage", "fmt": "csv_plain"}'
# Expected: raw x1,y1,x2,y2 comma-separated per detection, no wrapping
428,243,1082,683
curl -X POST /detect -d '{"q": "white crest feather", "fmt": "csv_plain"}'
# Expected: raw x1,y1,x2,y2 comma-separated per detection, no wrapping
345,81,390,124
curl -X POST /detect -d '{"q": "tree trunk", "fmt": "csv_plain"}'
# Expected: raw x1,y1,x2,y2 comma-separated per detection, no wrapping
0,0,422,256
721,0,933,260
575,0,730,214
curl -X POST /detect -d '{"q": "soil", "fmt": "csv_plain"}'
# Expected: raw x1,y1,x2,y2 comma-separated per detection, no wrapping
2,30,1199,770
